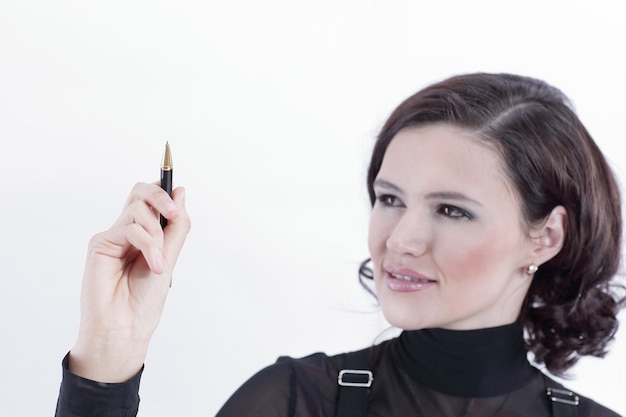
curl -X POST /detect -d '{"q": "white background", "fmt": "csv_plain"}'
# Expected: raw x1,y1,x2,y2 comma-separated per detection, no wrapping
1,1,625,415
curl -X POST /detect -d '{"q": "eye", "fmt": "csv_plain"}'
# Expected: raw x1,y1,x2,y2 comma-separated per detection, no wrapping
437,204,472,220
376,194,404,208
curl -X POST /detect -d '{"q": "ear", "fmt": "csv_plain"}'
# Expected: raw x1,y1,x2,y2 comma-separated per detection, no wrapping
531,205,568,265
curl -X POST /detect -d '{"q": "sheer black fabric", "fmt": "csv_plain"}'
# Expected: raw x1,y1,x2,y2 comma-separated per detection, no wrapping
55,323,620,417
55,353,142,417
217,347,616,415
216,322,619,417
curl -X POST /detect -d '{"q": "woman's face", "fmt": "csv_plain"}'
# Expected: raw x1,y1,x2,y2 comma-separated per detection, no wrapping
368,124,537,330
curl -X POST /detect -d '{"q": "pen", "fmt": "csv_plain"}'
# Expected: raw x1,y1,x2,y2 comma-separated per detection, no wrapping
160,141,173,228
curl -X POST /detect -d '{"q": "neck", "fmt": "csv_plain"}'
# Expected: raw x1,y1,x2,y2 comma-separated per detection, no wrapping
392,321,536,397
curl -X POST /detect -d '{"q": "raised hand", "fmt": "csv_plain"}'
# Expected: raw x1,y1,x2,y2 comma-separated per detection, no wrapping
68,183,191,382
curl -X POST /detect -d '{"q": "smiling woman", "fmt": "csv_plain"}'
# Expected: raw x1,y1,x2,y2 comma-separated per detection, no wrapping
55,74,624,417
361,73,623,380
368,124,557,332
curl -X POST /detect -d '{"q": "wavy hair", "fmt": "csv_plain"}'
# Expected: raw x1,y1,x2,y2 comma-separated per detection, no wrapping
359,73,624,375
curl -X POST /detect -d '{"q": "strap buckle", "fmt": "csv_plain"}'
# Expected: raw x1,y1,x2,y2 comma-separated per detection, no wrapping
338,369,373,388
546,387,580,406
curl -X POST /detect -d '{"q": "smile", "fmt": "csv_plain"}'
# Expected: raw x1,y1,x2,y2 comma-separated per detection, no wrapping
390,273,435,284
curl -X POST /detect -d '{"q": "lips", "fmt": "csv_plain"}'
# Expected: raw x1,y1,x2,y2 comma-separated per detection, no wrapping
384,265,436,283
383,266,437,292
389,272,435,284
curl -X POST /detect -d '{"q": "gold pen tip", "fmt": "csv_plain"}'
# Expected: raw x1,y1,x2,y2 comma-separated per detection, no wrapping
162,141,173,169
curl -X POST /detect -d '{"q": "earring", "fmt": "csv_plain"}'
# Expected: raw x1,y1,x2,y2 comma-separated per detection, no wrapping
526,264,539,275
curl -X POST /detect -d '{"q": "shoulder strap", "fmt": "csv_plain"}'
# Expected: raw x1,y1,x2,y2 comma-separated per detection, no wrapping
543,374,579,417
335,349,373,417
335,351,581,417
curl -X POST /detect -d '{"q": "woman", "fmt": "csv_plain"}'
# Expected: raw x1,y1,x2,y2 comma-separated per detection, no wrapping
55,73,623,416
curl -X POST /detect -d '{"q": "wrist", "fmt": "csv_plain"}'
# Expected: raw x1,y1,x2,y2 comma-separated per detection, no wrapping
69,330,151,383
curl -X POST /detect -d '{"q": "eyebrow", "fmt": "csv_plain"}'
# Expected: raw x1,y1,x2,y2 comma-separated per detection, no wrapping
373,179,483,206
373,179,403,193
424,191,483,207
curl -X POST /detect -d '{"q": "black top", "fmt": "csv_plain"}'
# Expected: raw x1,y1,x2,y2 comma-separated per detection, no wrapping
55,322,620,417
393,323,536,397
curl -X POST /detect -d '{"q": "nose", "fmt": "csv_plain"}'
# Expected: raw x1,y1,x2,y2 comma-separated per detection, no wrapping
385,212,429,257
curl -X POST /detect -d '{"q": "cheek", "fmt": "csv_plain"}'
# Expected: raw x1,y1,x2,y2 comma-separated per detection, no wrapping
440,239,493,282
367,219,384,263
367,218,390,283
367,209,393,261
435,228,518,284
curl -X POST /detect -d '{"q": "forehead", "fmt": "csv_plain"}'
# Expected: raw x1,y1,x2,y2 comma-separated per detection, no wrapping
378,124,516,199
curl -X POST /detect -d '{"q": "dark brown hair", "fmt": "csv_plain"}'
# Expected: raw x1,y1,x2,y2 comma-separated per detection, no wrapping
360,73,624,375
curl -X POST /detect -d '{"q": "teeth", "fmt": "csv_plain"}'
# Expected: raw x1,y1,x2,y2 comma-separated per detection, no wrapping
391,273,432,283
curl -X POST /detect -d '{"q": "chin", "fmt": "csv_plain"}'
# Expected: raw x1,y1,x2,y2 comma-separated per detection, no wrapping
380,305,435,331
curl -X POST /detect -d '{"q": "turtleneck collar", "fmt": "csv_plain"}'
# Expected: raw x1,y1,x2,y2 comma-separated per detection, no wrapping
391,320,536,397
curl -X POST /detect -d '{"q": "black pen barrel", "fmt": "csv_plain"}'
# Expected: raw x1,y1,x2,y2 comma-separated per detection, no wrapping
160,168,172,228
160,142,173,229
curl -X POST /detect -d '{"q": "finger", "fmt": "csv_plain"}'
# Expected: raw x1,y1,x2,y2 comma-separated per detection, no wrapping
116,198,164,239
89,222,165,275
125,222,165,274
115,183,179,227
163,187,191,268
